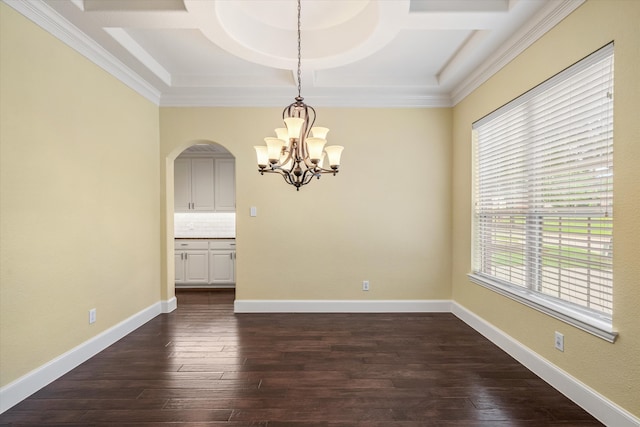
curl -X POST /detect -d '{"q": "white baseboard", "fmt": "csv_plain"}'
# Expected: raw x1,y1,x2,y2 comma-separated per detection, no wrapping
0,298,172,414
234,299,453,313
162,296,177,313
451,302,640,427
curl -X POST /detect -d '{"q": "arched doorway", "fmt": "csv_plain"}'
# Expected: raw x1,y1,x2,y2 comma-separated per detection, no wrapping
170,141,236,300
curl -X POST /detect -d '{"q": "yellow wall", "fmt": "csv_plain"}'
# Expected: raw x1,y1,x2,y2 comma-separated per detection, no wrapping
0,4,161,386
160,107,452,302
451,0,640,416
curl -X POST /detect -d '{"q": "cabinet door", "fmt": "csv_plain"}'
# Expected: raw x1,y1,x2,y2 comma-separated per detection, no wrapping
175,252,186,283
174,158,192,212
214,158,236,212
184,250,209,283
209,250,235,284
191,158,216,211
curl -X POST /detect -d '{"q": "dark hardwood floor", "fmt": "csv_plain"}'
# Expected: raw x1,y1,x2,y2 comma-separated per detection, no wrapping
0,289,603,426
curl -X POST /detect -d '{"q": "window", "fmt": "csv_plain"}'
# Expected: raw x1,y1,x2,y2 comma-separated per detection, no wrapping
470,43,615,341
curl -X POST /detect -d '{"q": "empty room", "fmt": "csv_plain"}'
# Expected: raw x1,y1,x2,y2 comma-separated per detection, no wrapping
1,0,638,425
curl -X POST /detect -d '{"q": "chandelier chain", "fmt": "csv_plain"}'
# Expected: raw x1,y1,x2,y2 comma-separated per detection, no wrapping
296,0,302,99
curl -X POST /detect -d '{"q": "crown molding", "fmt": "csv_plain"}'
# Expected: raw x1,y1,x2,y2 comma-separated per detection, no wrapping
159,93,453,108
3,0,161,105
4,0,584,108
451,0,586,106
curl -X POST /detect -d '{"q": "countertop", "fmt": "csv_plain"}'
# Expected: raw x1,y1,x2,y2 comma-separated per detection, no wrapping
175,237,235,240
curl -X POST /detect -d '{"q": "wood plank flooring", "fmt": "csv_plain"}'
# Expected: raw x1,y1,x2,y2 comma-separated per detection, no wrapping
0,290,603,426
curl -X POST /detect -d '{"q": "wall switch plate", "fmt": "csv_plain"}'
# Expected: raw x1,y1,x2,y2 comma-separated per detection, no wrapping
250,206,257,217
362,280,370,291
554,331,564,351
89,308,97,324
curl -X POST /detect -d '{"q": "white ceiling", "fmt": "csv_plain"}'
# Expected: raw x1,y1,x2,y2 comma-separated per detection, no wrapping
7,0,583,107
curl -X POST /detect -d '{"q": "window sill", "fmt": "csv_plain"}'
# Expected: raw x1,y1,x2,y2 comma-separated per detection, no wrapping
467,273,618,343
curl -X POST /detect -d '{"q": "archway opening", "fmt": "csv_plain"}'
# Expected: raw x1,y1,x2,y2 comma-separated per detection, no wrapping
171,142,236,302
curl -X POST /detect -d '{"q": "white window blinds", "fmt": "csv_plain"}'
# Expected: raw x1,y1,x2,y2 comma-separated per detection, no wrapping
471,43,614,339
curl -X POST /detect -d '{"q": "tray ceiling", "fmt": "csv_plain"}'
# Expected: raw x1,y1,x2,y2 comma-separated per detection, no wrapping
6,0,583,107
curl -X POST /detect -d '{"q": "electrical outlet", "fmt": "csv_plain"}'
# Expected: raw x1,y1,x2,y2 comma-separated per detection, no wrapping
362,280,370,291
554,331,564,352
89,308,97,324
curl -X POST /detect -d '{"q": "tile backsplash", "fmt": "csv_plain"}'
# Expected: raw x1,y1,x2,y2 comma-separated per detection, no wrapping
174,212,236,238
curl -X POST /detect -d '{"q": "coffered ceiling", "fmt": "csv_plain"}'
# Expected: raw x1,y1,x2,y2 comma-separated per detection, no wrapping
6,0,583,107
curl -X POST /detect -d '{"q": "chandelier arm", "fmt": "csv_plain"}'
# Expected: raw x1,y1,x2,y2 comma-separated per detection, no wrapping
315,165,338,173
303,105,316,139
279,147,294,171
260,167,302,186
269,167,294,186
259,167,281,176
301,155,315,169
301,169,318,186
283,172,295,186
268,166,293,184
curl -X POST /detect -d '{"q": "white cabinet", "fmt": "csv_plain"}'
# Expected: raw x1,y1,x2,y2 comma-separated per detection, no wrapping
214,158,235,212
174,252,186,282
184,251,209,283
190,158,216,211
209,241,236,285
175,240,235,287
174,159,192,212
174,157,235,212
175,241,209,285
174,158,215,212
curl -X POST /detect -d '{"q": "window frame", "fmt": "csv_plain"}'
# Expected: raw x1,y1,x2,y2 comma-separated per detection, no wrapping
469,43,617,342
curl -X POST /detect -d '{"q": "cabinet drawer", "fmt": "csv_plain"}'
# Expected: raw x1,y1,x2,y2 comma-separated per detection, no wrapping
175,241,209,250
209,240,236,250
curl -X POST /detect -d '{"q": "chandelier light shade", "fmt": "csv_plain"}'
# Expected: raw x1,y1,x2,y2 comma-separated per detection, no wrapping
254,0,343,191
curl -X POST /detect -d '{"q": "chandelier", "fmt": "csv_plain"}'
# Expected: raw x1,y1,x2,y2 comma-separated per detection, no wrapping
254,0,344,191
